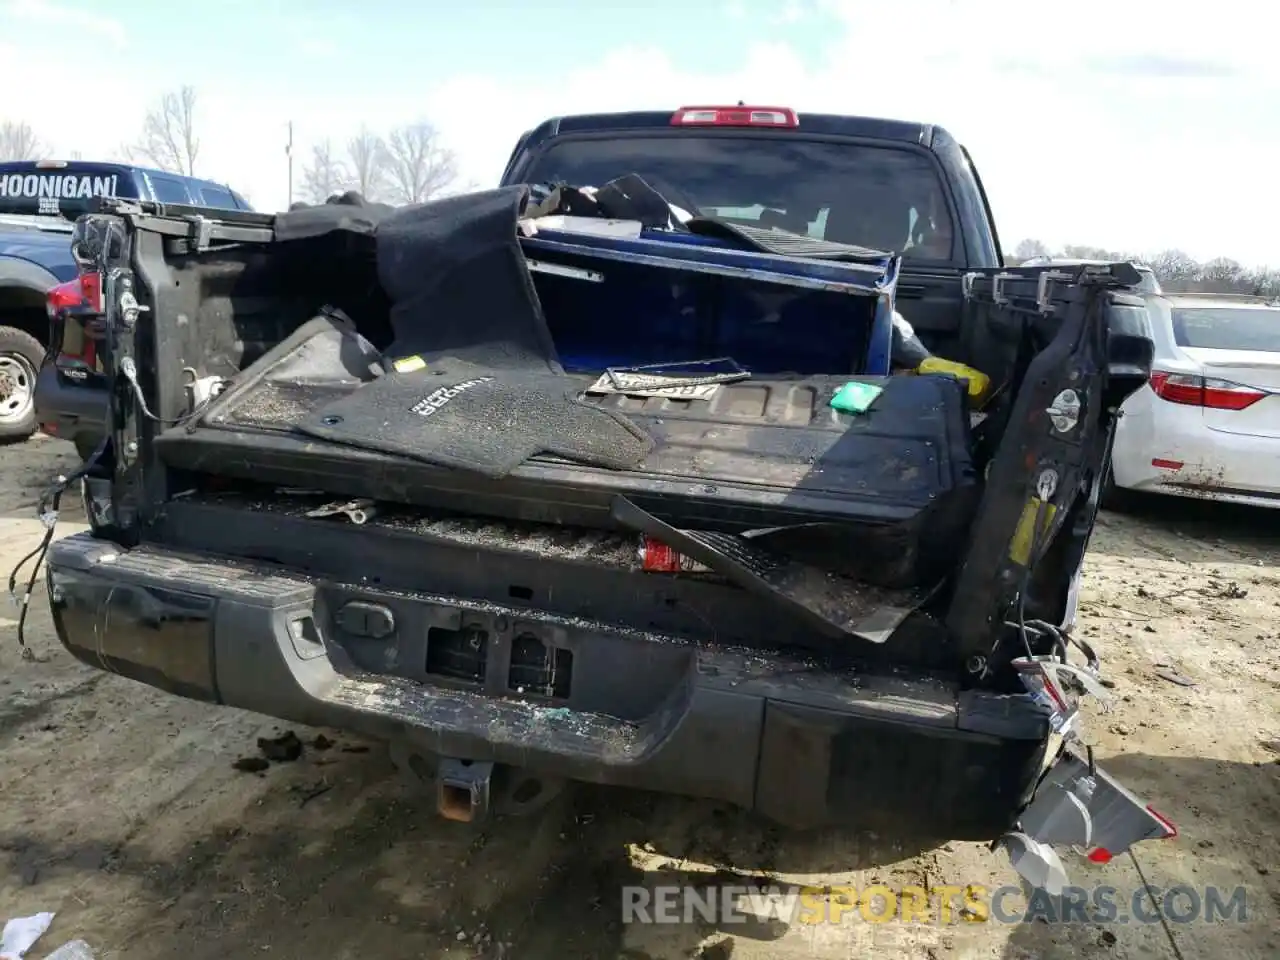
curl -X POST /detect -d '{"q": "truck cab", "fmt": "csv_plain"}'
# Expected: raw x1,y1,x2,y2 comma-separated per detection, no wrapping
0,160,251,451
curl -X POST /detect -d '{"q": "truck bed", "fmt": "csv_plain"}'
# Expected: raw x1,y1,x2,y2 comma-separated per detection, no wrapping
161,323,978,589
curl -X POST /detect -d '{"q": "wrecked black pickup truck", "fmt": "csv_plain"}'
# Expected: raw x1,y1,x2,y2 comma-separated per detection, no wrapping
44,106,1176,894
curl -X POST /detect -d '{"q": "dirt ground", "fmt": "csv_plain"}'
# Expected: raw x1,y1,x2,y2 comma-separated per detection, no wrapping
2,435,1278,960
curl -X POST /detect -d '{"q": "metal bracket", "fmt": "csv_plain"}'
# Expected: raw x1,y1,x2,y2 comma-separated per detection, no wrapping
1036,270,1071,314
526,259,604,282
989,272,1017,305
1046,389,1082,434
188,215,212,252
304,498,377,524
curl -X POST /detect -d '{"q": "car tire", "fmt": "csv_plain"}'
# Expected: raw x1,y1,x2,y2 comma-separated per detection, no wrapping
0,325,44,443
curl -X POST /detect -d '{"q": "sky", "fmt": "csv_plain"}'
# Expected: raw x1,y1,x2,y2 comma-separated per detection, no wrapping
1,0,1276,266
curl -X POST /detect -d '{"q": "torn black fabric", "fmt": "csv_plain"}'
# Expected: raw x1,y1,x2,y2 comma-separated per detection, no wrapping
374,186,563,372
593,174,682,228
522,174,695,229
686,217,891,262
273,191,397,241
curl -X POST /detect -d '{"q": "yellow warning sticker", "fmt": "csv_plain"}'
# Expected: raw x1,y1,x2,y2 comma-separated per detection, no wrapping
1008,498,1058,567
392,355,427,373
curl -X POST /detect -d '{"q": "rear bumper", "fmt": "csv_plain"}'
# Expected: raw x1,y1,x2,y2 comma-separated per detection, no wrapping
33,365,106,450
48,530,1053,835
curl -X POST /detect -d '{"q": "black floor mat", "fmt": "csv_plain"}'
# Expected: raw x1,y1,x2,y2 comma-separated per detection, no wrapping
295,360,654,478
611,496,929,642
686,217,891,262
197,311,384,433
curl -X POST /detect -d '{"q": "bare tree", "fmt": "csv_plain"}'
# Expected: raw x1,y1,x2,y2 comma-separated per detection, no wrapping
0,121,43,161
1013,238,1051,262
299,141,349,204
345,128,387,200
1009,238,1280,297
1147,249,1200,291
125,86,200,175
1199,256,1244,288
383,122,458,204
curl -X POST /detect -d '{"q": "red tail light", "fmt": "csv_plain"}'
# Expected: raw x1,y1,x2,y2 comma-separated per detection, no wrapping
1149,370,1266,411
47,277,85,316
46,272,104,315
79,271,104,312
671,105,798,128
47,272,105,372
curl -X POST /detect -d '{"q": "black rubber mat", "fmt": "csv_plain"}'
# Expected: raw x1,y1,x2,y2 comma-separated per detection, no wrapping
686,217,890,262
611,496,927,642
296,360,654,478
195,311,383,433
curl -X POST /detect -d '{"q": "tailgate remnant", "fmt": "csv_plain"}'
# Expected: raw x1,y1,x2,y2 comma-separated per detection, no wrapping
999,748,1177,895
611,496,928,642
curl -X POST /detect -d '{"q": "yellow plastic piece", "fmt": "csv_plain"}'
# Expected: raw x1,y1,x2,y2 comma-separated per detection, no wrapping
917,356,991,403
1009,498,1058,567
392,354,427,373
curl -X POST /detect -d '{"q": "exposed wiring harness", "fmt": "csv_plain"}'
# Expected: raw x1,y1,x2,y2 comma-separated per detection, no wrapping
7,359,221,659
120,357,223,425
7,434,109,659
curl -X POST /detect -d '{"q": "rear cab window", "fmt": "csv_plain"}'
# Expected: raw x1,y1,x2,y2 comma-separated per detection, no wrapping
517,136,956,262
148,175,195,204
1172,305,1280,353
198,185,238,209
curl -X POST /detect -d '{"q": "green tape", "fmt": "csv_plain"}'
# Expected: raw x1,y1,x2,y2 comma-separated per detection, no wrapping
829,381,883,414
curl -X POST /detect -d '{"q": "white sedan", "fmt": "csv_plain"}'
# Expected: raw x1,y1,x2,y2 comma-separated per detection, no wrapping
1110,292,1280,509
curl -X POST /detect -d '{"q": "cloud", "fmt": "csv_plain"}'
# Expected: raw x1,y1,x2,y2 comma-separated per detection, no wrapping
415,3,1278,264
774,0,809,25
2,0,125,46
297,36,337,58
1,0,1276,264
1085,54,1240,80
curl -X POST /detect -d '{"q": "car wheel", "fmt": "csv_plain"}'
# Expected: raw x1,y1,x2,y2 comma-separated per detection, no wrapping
0,326,44,443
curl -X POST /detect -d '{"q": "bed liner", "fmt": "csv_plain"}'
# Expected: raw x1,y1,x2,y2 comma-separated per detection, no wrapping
164,330,978,589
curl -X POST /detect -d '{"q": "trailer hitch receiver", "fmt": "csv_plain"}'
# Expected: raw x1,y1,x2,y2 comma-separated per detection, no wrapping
436,758,494,823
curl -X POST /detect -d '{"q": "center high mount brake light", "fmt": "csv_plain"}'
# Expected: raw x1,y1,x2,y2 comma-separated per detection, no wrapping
671,105,799,128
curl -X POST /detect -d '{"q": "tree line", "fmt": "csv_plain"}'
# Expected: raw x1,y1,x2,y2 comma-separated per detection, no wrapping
1009,239,1278,297
298,124,460,206
3,98,1276,288
1,85,461,208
